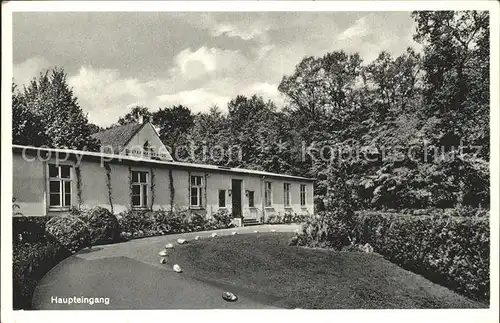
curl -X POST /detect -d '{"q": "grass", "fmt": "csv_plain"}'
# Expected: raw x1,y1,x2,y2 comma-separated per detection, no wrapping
169,232,485,309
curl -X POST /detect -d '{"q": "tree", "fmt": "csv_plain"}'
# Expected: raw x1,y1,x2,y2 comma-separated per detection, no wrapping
412,11,490,207
12,83,48,146
188,105,229,164
412,11,489,151
14,68,99,150
117,106,152,125
152,105,195,151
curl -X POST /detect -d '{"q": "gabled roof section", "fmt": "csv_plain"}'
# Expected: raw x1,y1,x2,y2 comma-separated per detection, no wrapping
91,122,144,153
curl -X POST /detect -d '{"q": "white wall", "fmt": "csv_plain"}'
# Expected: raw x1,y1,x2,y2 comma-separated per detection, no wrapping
12,151,314,221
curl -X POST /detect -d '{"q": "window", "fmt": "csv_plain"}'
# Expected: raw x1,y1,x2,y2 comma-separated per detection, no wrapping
190,175,204,207
219,189,226,207
143,140,153,157
264,181,272,207
248,191,255,207
284,183,291,206
48,164,72,208
131,170,149,208
300,184,307,206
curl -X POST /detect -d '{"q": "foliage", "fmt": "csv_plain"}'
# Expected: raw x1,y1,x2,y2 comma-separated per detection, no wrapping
294,210,489,301
350,212,489,301
45,215,91,253
211,209,233,228
13,217,70,309
293,208,355,250
12,197,23,216
117,209,234,239
152,105,195,151
265,212,307,224
71,207,121,245
13,237,70,309
117,105,152,125
12,68,100,150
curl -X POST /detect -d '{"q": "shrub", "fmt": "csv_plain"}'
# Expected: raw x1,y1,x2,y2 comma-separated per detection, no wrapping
266,212,307,224
293,207,355,250
117,210,156,236
13,216,50,244
118,208,234,238
212,209,233,228
293,209,490,302
45,215,91,253
350,213,489,301
72,207,121,245
13,217,70,309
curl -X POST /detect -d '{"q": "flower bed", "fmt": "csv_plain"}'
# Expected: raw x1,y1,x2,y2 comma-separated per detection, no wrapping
118,208,233,239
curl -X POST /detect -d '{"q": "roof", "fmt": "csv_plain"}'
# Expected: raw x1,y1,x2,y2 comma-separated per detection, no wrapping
91,122,144,153
12,145,315,182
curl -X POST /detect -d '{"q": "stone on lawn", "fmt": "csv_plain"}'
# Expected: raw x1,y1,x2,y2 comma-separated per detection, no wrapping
160,257,167,264
165,243,174,249
158,250,168,257
222,292,238,302
211,233,218,238
232,232,238,235
362,243,374,253
173,264,183,273
271,229,276,232
253,230,259,233
177,238,187,245
194,236,200,241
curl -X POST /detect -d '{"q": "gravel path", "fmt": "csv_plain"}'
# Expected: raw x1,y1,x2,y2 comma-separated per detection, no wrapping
32,224,299,310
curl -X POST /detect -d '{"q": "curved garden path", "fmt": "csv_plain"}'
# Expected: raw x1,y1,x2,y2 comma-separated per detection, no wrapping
32,224,299,310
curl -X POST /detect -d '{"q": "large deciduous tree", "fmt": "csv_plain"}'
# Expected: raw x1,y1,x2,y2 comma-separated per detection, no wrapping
13,68,99,151
152,105,195,151
117,106,152,125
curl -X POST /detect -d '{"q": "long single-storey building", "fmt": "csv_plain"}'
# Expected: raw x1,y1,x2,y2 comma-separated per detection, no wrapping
12,121,314,226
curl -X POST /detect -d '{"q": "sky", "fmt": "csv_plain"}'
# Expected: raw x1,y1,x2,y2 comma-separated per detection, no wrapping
13,12,421,127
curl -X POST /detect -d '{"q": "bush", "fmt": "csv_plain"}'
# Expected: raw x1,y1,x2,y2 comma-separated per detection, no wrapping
293,209,490,302
118,208,234,239
212,209,233,228
350,213,489,301
45,215,91,253
13,217,70,309
13,216,50,244
72,207,121,245
293,207,355,250
117,210,156,235
266,212,307,224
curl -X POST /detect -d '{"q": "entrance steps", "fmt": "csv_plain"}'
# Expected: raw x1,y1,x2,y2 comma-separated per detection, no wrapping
242,218,261,227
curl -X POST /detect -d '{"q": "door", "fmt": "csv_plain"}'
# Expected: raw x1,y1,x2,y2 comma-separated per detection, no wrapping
231,179,242,219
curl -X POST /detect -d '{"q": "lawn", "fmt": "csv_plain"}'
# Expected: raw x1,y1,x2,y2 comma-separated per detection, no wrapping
169,232,485,309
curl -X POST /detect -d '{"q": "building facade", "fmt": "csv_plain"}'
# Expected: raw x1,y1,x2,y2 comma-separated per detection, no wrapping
12,122,314,225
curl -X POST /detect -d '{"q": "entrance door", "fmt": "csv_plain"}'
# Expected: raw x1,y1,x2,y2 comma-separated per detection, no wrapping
231,179,242,218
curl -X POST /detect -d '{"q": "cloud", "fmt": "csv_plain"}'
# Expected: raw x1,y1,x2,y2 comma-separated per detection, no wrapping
68,66,169,125
13,56,51,86
171,46,248,80
211,23,270,42
337,17,370,41
157,89,230,113
245,82,284,106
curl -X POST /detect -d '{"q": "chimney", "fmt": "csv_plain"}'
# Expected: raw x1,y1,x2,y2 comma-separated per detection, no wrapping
138,115,144,124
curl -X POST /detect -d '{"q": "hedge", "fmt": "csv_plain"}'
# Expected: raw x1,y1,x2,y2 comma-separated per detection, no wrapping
350,213,489,302
118,208,233,239
296,210,489,302
13,217,70,309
